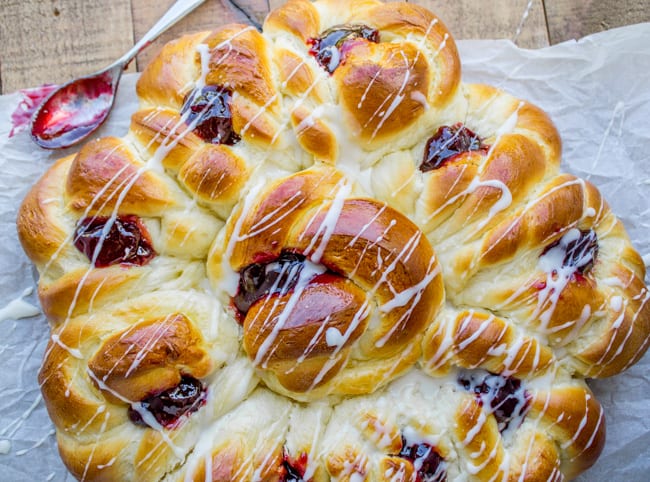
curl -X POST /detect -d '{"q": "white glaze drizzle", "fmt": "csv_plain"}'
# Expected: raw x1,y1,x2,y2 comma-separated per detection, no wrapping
14,428,55,456
302,180,352,263
512,0,535,43
0,287,40,322
0,440,10,455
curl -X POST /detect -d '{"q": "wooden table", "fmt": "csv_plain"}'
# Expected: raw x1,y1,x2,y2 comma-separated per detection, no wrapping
1,0,648,94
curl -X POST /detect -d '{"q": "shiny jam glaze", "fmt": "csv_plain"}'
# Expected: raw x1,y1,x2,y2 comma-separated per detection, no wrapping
397,437,447,482
233,252,307,316
73,215,155,268
233,252,348,323
308,24,380,73
541,228,599,276
128,376,207,428
181,85,241,145
420,123,487,172
31,72,114,149
458,370,531,433
280,451,308,482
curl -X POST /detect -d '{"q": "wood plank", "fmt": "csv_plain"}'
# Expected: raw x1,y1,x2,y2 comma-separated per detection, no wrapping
0,0,133,94
416,0,549,48
131,0,270,72
545,0,650,44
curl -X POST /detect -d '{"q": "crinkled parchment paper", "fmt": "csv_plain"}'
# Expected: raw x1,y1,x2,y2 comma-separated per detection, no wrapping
1,24,649,481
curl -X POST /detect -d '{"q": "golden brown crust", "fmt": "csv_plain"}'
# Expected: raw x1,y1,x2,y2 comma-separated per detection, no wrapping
422,308,555,377
466,83,562,164
337,40,430,143
204,25,276,108
203,24,281,147
177,144,250,205
264,0,320,41
130,108,205,172
88,314,212,401
57,433,132,482
136,31,208,109
65,137,174,216
16,155,72,267
453,380,604,482
530,385,606,479
38,265,138,323
574,262,650,376
287,197,442,355
454,396,508,481
368,1,462,108
243,278,367,392
291,105,338,163
38,291,239,482
477,175,586,267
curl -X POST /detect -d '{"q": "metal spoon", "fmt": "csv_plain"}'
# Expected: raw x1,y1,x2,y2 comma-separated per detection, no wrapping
30,0,206,149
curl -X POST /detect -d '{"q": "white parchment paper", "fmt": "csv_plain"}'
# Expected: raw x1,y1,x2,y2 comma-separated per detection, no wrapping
1,24,649,481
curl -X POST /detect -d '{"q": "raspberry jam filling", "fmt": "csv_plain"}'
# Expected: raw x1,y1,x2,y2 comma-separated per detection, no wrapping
458,370,531,433
396,436,446,482
128,376,207,428
308,24,380,73
280,450,308,482
74,215,155,268
420,123,487,172
181,85,241,145
234,252,307,315
233,251,338,319
540,228,599,277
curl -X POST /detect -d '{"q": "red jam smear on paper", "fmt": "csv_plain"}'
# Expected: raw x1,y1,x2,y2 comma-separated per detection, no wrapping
9,84,59,138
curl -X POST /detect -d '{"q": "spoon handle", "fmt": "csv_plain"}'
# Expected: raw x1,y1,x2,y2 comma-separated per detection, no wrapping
117,0,207,67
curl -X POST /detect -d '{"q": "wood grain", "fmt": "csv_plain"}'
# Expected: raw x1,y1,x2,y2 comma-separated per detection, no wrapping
417,0,550,48
131,0,269,71
0,0,134,93
545,0,650,44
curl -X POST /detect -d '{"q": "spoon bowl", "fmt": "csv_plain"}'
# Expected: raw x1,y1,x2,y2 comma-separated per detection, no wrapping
30,0,206,149
31,64,122,149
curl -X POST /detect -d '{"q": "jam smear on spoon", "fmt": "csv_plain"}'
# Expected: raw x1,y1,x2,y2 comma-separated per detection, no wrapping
31,72,115,149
